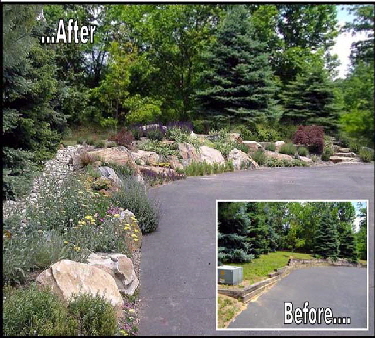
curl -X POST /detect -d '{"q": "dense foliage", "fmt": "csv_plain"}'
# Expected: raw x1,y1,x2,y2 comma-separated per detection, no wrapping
218,202,364,264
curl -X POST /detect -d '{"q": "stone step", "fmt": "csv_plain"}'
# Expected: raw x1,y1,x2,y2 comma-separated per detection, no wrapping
333,152,357,158
330,156,360,164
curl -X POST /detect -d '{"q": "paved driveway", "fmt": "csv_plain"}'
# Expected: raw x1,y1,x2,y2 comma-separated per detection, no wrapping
138,164,374,336
229,266,367,329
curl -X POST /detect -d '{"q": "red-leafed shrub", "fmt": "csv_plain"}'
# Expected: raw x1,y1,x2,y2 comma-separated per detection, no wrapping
293,126,325,154
108,128,134,148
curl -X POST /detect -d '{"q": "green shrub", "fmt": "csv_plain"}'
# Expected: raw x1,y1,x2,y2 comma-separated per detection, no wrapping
279,143,297,155
3,148,39,200
265,143,276,151
94,140,106,148
3,284,78,336
138,140,180,159
321,148,333,161
110,177,159,233
68,293,118,336
251,149,267,165
349,141,361,154
165,127,190,143
146,128,164,141
256,125,282,142
310,154,319,162
359,148,374,162
297,147,309,156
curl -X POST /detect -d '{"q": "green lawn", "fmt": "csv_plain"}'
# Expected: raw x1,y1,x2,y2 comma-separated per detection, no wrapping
228,251,314,284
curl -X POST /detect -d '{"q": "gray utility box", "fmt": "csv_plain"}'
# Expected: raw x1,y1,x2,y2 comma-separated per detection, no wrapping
218,265,243,285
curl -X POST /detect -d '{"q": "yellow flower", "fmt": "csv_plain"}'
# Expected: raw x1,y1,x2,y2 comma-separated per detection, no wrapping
114,214,120,218
64,241,68,244
85,215,93,220
73,246,81,252
124,226,131,231
134,229,139,233
131,234,137,238
78,220,85,226
134,239,139,242
128,309,135,313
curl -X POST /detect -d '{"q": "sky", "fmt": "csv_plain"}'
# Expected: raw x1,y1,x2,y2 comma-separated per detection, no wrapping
352,201,367,232
332,5,369,78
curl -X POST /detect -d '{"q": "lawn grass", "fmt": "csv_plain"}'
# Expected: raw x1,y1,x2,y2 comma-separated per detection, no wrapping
228,251,314,285
217,294,243,328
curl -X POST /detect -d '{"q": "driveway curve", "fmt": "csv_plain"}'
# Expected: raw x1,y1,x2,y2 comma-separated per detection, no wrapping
139,164,374,336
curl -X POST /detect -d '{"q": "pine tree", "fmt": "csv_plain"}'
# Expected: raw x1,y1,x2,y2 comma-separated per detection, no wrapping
218,202,254,264
246,203,269,257
338,226,358,263
281,68,340,133
314,210,339,260
196,5,278,125
356,206,367,260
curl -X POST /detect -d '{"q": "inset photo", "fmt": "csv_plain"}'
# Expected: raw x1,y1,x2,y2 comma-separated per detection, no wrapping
217,201,368,331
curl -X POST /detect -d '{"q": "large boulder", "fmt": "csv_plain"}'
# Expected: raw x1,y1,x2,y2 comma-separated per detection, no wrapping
98,166,122,186
275,141,285,151
131,150,161,166
167,155,184,170
36,260,123,307
88,147,139,174
228,148,259,170
178,143,200,165
299,156,312,163
198,146,225,165
265,150,293,161
242,141,263,151
87,253,139,296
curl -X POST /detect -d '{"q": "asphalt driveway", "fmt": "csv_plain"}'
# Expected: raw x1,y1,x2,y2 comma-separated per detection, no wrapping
138,164,374,336
229,266,367,329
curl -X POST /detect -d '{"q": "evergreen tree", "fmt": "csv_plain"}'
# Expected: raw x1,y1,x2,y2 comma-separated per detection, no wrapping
281,67,341,133
338,226,358,263
218,202,254,264
245,203,269,257
314,210,339,260
196,5,278,126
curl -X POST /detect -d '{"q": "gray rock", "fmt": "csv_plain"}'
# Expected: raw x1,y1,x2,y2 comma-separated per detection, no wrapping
98,166,122,186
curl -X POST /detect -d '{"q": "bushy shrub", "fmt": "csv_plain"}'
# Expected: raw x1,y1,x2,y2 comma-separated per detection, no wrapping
68,293,118,336
265,158,308,167
3,147,38,200
94,140,106,148
3,285,78,336
359,147,374,162
297,147,309,156
145,128,164,141
108,128,134,148
349,141,361,154
256,125,282,142
321,148,333,161
251,149,267,165
192,120,209,134
138,140,180,159
130,127,143,140
279,142,297,155
165,127,190,143
265,143,276,151
293,125,325,153
110,177,159,233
